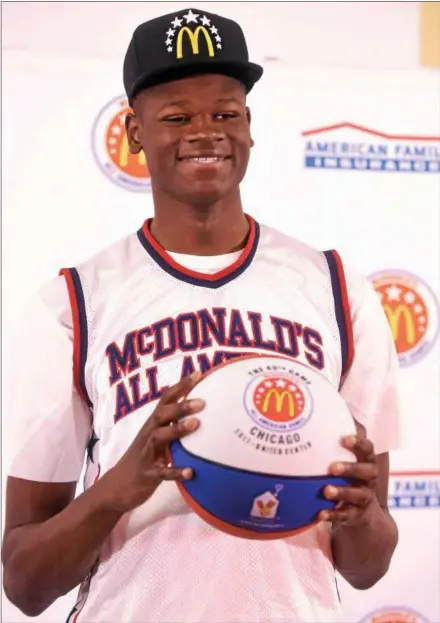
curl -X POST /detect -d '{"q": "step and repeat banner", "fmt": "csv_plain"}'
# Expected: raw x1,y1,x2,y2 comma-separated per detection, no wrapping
2,50,439,623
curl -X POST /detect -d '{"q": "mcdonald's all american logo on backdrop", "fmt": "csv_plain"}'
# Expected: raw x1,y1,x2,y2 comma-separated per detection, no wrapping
369,270,439,367
360,607,430,623
91,96,151,192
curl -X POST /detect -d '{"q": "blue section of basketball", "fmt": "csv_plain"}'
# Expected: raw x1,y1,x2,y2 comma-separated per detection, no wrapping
171,440,350,533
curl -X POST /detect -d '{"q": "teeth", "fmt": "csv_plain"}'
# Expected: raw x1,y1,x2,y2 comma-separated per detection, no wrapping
187,157,224,162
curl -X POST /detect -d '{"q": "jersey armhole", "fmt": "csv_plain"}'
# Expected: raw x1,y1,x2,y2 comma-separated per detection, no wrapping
323,250,354,386
59,268,93,408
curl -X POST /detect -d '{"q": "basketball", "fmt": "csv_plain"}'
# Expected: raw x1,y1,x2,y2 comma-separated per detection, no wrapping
170,354,357,539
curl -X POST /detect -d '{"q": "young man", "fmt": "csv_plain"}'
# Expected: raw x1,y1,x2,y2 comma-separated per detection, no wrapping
2,8,400,623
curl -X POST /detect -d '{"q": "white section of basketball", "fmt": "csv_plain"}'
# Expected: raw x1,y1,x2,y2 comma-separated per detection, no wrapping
182,356,356,476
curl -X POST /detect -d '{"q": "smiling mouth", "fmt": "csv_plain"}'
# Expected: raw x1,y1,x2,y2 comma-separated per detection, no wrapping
177,156,232,163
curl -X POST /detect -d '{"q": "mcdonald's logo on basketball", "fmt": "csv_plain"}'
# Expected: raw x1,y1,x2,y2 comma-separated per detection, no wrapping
176,26,215,58
253,377,307,425
262,389,295,418
92,96,151,193
369,270,439,367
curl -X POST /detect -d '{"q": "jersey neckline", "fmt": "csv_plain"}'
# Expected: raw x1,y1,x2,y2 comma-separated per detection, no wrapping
137,215,260,289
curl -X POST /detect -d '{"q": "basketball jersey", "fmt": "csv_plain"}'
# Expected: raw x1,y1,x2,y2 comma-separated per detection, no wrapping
9,216,401,623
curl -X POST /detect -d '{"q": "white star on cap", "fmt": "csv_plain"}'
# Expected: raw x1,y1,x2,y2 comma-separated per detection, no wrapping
171,16,183,28
165,37,172,46
200,15,211,26
184,9,199,23
210,25,218,35
166,28,175,38
167,46,172,52
216,43,222,50
215,34,221,42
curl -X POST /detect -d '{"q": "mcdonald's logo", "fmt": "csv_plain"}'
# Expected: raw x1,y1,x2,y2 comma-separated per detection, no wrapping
252,377,307,426
382,304,416,346
369,270,439,367
246,374,312,432
117,133,147,170
92,96,151,193
262,389,295,418
176,26,215,59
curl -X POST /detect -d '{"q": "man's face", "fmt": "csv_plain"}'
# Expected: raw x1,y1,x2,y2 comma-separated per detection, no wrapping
126,74,253,205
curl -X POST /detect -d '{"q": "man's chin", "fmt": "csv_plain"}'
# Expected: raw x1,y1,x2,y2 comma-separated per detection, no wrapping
178,182,231,206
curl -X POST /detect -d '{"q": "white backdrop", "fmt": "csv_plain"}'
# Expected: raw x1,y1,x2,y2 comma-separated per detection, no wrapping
2,5,440,623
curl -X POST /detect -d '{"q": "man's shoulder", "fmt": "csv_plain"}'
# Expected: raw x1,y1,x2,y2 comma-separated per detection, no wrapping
73,228,142,274
257,221,369,300
257,221,328,267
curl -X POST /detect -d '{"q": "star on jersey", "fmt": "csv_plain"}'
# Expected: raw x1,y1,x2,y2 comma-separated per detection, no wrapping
165,13,222,54
87,430,99,463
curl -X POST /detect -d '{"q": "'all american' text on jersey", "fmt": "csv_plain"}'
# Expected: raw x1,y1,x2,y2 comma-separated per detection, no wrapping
106,307,325,422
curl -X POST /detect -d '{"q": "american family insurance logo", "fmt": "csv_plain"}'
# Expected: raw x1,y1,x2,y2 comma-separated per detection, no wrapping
302,122,440,173
389,471,440,510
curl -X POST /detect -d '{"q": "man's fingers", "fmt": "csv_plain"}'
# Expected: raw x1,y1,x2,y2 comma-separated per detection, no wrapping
328,461,378,483
150,416,200,450
318,507,358,524
323,484,373,507
154,398,205,427
160,372,202,405
340,434,376,462
153,466,194,482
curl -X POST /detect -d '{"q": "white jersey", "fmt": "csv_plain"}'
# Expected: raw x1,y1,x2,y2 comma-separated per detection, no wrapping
9,216,401,623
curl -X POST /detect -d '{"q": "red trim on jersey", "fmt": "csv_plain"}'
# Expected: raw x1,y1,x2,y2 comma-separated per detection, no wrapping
391,470,440,477
301,122,440,142
331,251,355,378
142,215,257,282
59,268,88,405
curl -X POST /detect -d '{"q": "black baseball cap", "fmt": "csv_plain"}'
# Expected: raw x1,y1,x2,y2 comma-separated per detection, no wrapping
123,8,263,104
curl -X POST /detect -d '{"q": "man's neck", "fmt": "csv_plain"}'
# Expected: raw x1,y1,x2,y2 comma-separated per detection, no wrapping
150,193,249,256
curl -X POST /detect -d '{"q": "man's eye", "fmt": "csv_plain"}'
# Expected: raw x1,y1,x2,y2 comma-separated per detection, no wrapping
163,115,189,124
215,112,239,120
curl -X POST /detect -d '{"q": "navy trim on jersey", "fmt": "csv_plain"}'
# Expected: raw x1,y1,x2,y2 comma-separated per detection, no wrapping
60,267,93,408
323,250,354,380
70,268,92,407
137,217,260,289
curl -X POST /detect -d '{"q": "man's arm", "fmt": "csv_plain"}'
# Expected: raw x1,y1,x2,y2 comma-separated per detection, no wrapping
2,374,203,617
329,450,398,589
323,259,402,588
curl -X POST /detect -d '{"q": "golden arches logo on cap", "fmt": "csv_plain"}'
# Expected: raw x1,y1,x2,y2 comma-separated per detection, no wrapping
165,10,222,59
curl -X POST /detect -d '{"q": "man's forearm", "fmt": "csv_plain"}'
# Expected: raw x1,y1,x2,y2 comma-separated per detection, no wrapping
331,499,398,589
2,473,124,617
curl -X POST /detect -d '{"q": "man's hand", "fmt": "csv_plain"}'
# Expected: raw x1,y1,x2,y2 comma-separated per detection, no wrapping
100,371,205,514
319,434,379,526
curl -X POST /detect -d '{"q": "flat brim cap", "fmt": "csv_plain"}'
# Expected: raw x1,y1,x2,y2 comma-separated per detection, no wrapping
123,7,263,103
